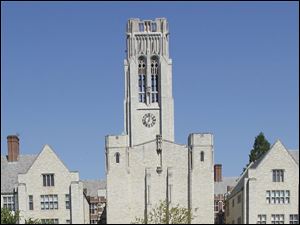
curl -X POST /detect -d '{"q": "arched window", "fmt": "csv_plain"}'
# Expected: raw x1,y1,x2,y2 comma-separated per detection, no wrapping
115,152,120,164
200,151,204,162
151,56,159,103
138,56,146,103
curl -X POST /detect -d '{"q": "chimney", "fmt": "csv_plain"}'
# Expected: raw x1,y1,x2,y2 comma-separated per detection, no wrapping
7,135,19,162
214,164,222,182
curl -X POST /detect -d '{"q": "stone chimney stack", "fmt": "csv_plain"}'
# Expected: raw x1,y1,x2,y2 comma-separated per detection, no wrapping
214,164,222,182
7,135,20,162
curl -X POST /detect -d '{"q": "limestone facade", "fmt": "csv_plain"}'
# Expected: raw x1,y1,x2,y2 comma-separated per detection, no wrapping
106,18,214,224
225,140,299,224
1,136,90,224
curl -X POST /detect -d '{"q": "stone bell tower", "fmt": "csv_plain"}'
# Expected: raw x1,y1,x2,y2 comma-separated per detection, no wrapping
124,18,174,146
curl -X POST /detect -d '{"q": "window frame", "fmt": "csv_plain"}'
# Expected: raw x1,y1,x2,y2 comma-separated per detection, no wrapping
290,214,299,224
29,195,34,210
115,152,120,164
3,195,15,211
138,57,146,103
271,214,284,224
40,194,58,210
257,214,267,224
65,194,70,210
272,169,284,182
42,174,55,187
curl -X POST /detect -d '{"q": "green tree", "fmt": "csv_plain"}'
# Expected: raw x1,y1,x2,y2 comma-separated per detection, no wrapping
1,208,42,224
1,208,19,224
132,200,193,224
244,132,270,170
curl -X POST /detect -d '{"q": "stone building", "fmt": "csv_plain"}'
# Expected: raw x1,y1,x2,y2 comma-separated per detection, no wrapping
214,164,238,224
1,135,90,224
83,180,106,224
225,140,299,224
106,18,214,224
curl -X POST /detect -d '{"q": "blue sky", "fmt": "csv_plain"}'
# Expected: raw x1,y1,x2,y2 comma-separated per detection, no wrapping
1,2,299,180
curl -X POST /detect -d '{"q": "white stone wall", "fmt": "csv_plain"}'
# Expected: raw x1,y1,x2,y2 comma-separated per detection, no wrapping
124,18,174,147
106,134,214,224
189,133,214,224
225,141,299,224
247,141,299,224
107,18,214,224
17,145,89,224
225,189,243,224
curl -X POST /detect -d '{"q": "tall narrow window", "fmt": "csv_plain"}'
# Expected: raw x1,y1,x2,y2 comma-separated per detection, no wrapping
214,200,219,212
237,194,241,204
151,56,159,103
65,194,70,209
151,22,157,32
29,195,33,210
139,23,144,32
115,152,120,164
138,57,146,103
200,151,204,162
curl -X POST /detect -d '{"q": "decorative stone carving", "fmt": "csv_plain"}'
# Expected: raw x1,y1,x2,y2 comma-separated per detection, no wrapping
156,134,162,153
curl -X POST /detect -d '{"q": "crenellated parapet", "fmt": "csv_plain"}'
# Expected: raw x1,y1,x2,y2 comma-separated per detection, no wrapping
126,18,169,58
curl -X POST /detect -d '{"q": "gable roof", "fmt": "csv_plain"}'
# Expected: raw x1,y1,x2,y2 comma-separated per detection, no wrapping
82,180,106,197
250,141,298,169
25,144,74,175
228,141,299,199
288,150,299,165
1,155,37,193
1,144,75,194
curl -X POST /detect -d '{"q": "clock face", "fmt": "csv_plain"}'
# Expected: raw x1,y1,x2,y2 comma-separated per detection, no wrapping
142,113,156,128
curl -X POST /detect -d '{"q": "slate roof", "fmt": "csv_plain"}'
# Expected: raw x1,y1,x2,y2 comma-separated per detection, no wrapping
214,177,238,195
289,150,299,164
82,180,106,197
1,155,37,193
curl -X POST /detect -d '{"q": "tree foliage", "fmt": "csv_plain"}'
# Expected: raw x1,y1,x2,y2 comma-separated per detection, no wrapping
132,200,193,224
1,208,42,224
244,132,270,171
1,208,19,224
